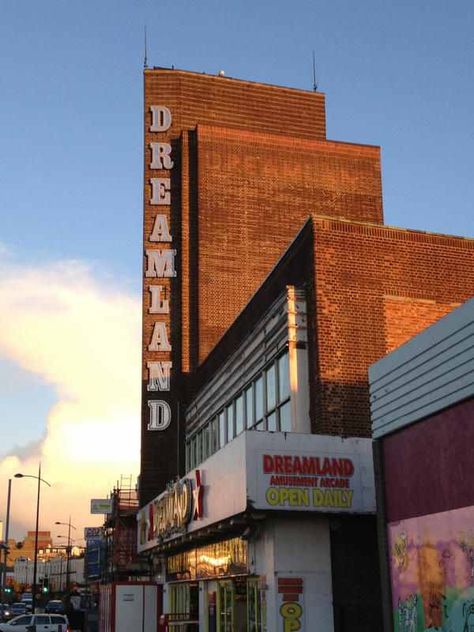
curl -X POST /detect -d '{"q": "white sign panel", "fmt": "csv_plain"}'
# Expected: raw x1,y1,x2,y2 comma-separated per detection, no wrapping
90,498,113,514
248,433,375,514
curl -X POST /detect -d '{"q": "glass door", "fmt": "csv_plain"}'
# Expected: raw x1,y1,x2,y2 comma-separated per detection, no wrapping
218,581,234,632
247,579,265,632
168,583,199,631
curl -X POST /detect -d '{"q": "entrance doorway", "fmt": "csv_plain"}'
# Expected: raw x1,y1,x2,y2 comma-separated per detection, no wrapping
217,578,264,632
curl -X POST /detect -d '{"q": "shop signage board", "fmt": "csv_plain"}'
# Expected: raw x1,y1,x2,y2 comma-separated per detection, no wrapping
137,438,248,554
137,432,375,553
249,433,375,515
84,527,102,539
137,470,206,552
90,498,113,514
256,451,360,512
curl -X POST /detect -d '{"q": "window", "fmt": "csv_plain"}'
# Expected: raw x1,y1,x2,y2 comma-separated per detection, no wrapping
267,411,277,432
278,352,290,401
266,364,276,412
236,395,244,435
185,442,191,472
219,411,226,448
245,386,254,428
210,417,218,455
227,403,234,442
196,431,203,464
279,400,291,432
255,376,263,423
191,436,197,470
202,425,210,461
12,616,32,625
186,351,293,468
35,615,50,624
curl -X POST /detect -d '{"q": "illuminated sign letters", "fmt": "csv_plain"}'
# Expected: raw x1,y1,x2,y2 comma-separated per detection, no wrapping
150,105,172,132
149,286,170,314
147,361,172,392
138,478,193,544
148,400,172,431
146,105,176,431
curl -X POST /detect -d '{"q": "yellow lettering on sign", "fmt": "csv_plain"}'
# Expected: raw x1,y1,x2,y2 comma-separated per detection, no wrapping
265,487,309,507
280,602,303,631
312,489,353,508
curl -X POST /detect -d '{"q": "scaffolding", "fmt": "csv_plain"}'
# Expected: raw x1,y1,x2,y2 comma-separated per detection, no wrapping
104,475,141,581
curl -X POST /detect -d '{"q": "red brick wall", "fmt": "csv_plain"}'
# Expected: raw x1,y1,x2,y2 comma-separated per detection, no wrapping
195,125,382,363
383,295,462,353
312,218,474,437
144,69,327,141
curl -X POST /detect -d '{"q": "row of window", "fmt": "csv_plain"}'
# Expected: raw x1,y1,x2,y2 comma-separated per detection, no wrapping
186,351,291,471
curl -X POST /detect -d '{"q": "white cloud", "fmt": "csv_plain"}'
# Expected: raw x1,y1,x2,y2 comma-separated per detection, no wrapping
0,256,141,540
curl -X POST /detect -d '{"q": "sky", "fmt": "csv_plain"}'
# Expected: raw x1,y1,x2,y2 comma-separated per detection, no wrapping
0,0,473,539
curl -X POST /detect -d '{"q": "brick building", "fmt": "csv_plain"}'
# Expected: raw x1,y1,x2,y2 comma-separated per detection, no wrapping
137,68,474,631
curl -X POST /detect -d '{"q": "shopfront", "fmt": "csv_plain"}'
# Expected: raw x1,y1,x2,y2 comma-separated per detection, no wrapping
163,537,264,631
138,431,376,632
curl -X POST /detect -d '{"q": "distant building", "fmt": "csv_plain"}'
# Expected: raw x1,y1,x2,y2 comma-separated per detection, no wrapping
5,531,52,566
14,551,84,593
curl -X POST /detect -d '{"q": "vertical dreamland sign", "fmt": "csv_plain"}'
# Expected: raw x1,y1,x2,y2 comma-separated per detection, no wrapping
141,85,182,504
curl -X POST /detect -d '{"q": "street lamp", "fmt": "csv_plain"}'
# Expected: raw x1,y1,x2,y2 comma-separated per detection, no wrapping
15,464,51,613
0,478,12,600
55,518,76,593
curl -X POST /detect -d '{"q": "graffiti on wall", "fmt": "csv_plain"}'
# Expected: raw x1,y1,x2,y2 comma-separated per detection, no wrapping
389,505,474,631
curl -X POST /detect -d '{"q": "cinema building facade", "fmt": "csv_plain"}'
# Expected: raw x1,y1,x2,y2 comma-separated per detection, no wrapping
137,68,474,632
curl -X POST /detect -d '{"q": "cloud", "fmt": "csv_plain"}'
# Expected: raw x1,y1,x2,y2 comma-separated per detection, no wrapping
0,255,141,540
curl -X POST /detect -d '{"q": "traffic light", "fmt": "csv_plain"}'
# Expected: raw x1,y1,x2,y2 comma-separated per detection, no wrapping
4,586,12,594
42,578,49,594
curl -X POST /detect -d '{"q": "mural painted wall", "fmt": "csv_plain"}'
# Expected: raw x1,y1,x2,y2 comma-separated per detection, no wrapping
389,505,474,632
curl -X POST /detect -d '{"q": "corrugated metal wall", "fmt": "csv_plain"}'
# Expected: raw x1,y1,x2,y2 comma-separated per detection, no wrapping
370,297,474,438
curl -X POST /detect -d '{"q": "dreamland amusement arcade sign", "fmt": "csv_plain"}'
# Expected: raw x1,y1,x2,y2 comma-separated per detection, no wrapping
145,105,176,433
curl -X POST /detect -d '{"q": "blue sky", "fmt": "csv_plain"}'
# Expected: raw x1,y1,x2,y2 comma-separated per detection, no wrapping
0,0,473,534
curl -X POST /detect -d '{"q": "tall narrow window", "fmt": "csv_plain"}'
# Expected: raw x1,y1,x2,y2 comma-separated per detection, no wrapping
236,395,244,435
278,352,290,402
227,403,235,442
245,385,254,428
210,417,218,454
267,411,277,432
279,400,292,432
219,411,226,448
255,376,263,424
266,365,276,412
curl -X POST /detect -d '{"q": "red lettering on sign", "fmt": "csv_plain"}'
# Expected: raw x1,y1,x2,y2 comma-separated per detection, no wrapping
263,454,274,473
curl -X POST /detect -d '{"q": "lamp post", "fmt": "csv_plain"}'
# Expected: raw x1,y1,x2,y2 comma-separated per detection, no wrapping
55,518,76,593
1,478,12,600
15,464,51,613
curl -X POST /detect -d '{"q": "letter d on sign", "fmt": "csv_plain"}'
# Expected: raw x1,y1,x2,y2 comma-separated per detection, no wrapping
148,400,171,431
150,106,172,132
